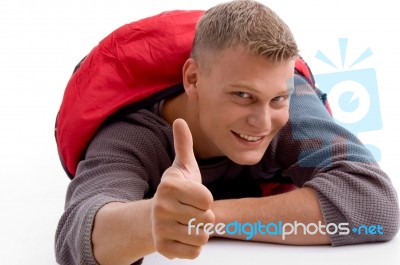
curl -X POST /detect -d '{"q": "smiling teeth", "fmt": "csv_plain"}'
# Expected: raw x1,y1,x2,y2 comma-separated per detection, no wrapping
239,134,262,142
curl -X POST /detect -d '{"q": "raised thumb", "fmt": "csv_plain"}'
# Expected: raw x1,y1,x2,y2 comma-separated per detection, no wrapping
172,118,201,183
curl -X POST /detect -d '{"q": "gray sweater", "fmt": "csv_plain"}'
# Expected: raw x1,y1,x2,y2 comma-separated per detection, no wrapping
55,75,399,265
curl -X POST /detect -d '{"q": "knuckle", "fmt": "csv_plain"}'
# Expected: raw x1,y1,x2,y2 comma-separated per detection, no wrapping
205,193,214,208
185,247,202,259
153,200,171,217
198,187,214,209
156,242,176,260
158,179,177,194
156,241,202,260
204,210,215,224
195,231,210,245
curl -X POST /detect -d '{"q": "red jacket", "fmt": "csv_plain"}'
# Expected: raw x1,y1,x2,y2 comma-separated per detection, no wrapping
56,10,203,177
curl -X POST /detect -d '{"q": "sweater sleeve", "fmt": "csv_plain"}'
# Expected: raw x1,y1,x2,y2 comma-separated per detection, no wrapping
55,110,174,264
266,74,400,246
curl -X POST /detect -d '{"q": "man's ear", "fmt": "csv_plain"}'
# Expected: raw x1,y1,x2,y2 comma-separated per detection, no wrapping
182,58,199,97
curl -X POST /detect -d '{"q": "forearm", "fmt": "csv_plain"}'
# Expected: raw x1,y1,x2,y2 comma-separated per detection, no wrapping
211,187,331,245
92,199,155,265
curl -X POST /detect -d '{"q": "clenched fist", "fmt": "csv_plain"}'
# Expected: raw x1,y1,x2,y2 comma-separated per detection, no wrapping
151,118,215,259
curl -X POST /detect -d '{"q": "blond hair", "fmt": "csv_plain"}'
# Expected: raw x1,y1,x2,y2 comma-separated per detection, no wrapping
191,0,298,63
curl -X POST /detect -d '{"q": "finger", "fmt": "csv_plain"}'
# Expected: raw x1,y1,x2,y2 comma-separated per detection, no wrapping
176,208,215,229
174,226,210,248
161,191,214,223
154,222,209,260
156,172,213,211
172,118,201,183
176,181,214,211
154,222,210,249
152,203,215,246
156,239,204,260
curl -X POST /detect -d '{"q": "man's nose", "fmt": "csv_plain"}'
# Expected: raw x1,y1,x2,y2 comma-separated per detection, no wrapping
247,103,272,132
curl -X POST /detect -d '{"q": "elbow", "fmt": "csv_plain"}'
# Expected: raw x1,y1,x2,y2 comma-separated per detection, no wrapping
54,227,68,264
54,213,74,265
377,193,400,242
368,181,400,242
348,194,398,245
326,187,400,246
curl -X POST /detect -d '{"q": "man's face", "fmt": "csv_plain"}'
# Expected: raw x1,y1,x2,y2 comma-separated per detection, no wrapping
189,47,295,165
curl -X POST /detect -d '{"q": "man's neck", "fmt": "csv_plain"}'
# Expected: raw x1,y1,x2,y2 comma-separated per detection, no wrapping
161,92,215,160
160,92,187,126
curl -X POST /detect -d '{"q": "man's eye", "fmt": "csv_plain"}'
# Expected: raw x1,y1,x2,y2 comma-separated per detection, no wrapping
272,95,289,102
234,92,251,98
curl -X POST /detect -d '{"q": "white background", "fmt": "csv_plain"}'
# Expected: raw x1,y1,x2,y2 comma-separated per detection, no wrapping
0,0,399,264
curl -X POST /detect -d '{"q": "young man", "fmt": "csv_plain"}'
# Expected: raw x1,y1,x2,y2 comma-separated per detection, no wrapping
55,1,399,265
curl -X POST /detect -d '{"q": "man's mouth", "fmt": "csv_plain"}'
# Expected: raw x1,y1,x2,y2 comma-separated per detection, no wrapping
232,131,263,142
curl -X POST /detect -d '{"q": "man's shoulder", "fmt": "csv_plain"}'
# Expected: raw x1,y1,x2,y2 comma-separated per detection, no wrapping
87,109,174,156
105,108,172,140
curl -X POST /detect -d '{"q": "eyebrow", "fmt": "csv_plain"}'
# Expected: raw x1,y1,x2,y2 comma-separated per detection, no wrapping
228,82,295,95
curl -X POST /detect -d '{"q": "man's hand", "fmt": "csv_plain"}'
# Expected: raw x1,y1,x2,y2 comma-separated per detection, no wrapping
151,118,215,259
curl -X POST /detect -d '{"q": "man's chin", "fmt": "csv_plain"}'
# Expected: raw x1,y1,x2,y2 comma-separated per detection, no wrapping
228,153,264,165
